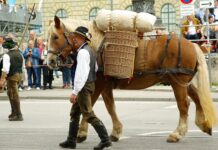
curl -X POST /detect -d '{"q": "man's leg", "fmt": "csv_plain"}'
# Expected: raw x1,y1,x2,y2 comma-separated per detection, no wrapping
7,74,23,121
33,67,40,88
59,103,81,149
78,83,112,150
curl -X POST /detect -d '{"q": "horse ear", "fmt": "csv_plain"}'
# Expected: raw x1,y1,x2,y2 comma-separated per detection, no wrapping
54,16,61,29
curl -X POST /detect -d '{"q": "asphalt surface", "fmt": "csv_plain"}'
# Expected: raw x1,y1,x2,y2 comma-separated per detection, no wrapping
0,100,218,150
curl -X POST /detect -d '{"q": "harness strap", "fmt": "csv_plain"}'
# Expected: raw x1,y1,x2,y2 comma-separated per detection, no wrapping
97,37,106,72
134,68,196,77
160,34,172,67
177,36,182,68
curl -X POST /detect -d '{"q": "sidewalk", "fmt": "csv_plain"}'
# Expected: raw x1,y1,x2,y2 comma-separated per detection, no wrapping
1,76,218,101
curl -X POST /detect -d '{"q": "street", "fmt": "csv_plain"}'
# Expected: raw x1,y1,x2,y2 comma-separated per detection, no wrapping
0,100,218,150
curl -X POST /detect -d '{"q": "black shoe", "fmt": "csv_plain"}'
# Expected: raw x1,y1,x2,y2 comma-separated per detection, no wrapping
93,141,112,150
9,114,23,121
59,140,76,149
49,86,53,89
8,113,16,119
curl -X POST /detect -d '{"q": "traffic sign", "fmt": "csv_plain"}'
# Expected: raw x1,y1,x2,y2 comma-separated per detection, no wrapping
200,0,214,8
180,4,195,18
180,0,195,4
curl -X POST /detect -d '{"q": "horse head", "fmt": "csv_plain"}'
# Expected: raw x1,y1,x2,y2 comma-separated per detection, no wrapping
47,16,75,69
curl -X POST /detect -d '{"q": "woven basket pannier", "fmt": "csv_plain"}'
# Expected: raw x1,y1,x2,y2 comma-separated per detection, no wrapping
104,31,138,78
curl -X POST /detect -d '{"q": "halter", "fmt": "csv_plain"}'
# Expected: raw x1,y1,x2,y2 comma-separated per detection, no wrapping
47,23,73,56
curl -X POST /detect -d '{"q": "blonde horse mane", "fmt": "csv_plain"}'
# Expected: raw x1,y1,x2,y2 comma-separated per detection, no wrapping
192,43,218,128
60,19,104,51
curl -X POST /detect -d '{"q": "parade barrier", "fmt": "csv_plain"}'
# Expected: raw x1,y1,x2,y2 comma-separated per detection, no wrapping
103,31,138,78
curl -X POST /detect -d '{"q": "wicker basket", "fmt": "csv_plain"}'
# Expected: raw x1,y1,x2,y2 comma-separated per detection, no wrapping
105,31,138,47
103,31,138,78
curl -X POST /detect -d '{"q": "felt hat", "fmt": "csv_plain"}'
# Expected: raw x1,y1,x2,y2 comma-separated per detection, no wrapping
2,38,17,49
73,26,91,41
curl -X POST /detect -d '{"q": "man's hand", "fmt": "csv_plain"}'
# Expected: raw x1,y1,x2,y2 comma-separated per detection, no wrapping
70,94,77,104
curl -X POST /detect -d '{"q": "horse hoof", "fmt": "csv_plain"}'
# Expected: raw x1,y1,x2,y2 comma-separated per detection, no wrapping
110,135,119,142
77,136,87,143
166,133,181,143
207,128,212,136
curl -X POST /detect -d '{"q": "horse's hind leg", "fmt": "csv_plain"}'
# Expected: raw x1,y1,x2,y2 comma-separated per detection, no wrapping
101,83,123,142
167,83,190,142
187,84,212,135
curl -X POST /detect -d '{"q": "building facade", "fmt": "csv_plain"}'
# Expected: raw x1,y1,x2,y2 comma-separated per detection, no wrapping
15,0,200,37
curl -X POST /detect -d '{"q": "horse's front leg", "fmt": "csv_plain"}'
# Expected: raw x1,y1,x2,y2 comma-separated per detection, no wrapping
101,83,123,142
167,83,190,142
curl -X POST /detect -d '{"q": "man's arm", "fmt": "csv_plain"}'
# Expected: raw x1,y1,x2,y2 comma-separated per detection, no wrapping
0,54,10,88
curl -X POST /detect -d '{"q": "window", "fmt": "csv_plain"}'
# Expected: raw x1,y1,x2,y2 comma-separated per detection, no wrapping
89,7,100,21
126,5,133,11
161,3,176,32
56,9,68,19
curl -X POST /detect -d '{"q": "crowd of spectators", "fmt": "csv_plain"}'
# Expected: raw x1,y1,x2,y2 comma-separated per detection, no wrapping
182,0,218,53
0,31,75,91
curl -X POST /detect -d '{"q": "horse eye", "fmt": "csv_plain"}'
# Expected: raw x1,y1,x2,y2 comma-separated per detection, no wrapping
53,35,59,40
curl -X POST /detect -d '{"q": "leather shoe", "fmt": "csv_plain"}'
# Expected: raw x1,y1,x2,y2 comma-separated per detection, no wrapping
9,114,23,121
59,140,76,149
93,141,112,150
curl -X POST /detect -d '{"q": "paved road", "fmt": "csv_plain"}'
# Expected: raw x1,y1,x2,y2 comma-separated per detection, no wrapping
0,100,218,150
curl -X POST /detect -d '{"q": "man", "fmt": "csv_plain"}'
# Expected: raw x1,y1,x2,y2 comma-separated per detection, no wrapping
0,38,23,121
23,40,40,90
59,26,112,150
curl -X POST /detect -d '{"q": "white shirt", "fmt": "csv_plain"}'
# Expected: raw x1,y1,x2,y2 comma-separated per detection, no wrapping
72,43,98,95
188,21,196,35
1,53,10,74
1,48,25,75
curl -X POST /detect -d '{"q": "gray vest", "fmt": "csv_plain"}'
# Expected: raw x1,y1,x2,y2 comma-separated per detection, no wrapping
7,50,23,77
82,44,96,82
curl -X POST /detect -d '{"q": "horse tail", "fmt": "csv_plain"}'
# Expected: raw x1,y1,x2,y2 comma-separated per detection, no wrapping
192,43,218,128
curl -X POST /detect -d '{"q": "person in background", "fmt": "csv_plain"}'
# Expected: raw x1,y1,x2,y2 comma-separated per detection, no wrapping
37,37,44,88
209,0,218,22
29,30,38,86
41,41,53,90
61,56,72,88
182,15,201,41
23,40,40,90
0,35,7,62
0,38,23,121
156,29,163,36
0,35,7,92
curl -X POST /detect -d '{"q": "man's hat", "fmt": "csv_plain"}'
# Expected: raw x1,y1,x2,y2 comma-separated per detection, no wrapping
74,26,92,41
2,38,17,49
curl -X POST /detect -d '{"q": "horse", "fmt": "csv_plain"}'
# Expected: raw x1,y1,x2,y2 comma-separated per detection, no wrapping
47,16,217,143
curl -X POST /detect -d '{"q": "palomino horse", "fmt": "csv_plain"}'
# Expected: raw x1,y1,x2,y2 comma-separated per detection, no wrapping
47,16,217,143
